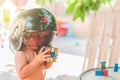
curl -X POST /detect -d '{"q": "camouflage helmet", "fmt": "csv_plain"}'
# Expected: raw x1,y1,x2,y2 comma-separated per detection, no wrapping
9,8,57,53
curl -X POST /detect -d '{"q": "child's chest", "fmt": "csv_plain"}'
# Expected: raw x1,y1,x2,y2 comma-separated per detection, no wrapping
26,52,36,63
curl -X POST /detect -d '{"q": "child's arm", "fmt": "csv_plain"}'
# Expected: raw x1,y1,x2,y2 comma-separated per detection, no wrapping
15,51,40,79
15,47,50,79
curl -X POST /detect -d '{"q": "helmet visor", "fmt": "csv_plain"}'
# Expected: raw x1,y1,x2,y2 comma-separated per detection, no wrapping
23,31,57,47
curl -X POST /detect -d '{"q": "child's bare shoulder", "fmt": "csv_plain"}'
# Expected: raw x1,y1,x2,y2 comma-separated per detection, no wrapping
15,51,28,63
16,51,25,55
15,51,26,58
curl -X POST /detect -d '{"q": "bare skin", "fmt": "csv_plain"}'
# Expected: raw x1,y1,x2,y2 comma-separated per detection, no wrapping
15,31,54,80
15,47,52,80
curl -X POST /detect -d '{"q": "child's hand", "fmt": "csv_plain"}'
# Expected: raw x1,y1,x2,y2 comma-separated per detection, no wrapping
36,46,50,63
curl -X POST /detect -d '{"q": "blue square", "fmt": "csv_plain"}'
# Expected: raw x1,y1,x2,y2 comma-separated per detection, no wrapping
51,52,55,57
95,70,103,76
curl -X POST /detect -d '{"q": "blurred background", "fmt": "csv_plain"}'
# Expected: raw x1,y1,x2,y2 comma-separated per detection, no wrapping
0,0,119,80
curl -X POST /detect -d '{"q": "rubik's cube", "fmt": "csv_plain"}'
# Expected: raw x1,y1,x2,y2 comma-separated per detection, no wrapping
46,47,58,62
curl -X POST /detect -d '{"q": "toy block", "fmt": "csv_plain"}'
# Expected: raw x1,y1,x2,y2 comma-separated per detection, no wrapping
95,70,103,76
113,63,118,72
100,61,106,64
101,70,108,76
100,61,106,69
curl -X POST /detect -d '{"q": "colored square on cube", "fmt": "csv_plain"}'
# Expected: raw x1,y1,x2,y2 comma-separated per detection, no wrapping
54,48,58,53
53,58,56,62
49,57,54,62
49,47,52,51
51,52,55,57
47,51,51,54
101,64,106,69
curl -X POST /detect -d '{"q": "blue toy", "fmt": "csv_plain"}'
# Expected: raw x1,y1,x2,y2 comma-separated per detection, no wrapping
95,70,103,76
113,63,118,72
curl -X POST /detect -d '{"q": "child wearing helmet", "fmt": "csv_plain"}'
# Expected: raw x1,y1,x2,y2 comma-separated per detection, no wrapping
9,8,58,80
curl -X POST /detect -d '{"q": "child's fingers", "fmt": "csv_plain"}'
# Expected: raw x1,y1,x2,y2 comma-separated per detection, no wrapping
44,57,50,62
39,46,45,54
43,54,50,58
43,55,50,62
42,48,50,55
